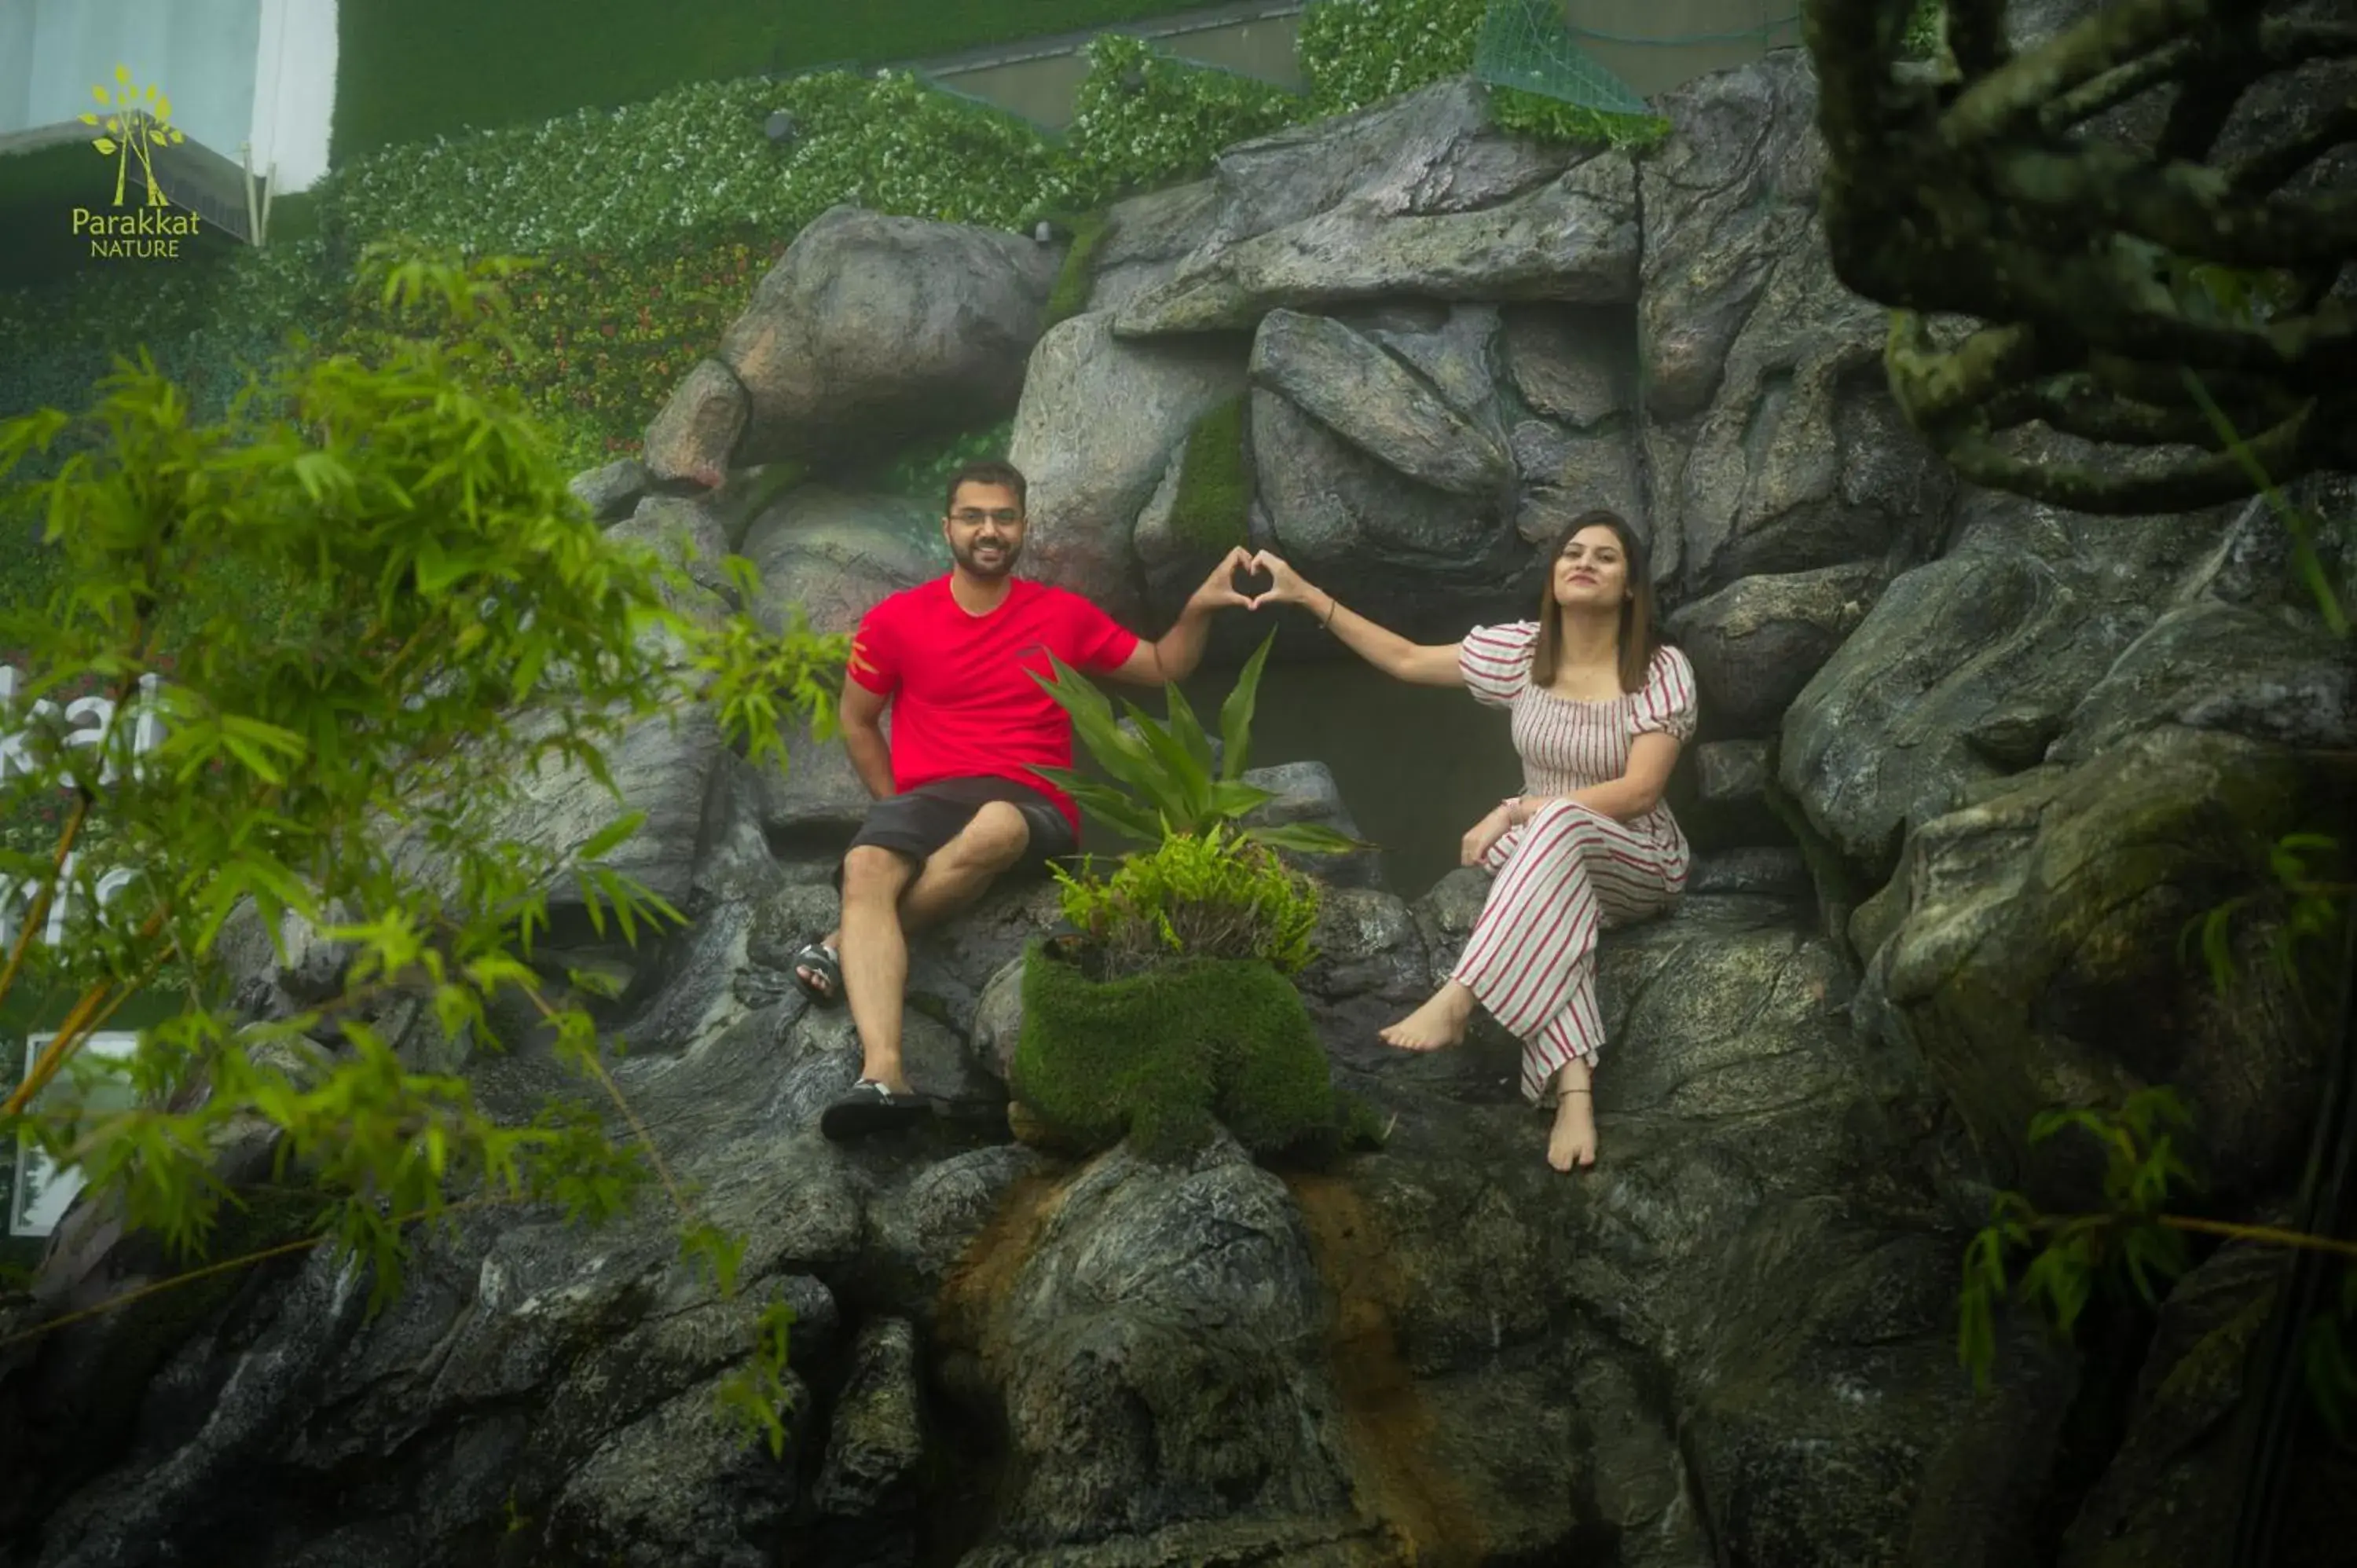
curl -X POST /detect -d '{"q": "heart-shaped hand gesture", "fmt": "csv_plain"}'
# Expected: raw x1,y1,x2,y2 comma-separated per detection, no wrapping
1192,546,1263,612
1240,549,1313,612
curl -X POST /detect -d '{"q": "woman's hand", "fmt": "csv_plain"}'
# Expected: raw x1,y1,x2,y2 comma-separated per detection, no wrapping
1461,802,1515,866
1245,550,1323,614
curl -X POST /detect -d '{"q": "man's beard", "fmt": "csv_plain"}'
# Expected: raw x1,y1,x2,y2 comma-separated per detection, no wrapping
955,535,1021,578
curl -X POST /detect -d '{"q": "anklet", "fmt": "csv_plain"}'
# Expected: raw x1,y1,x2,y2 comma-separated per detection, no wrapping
1559,1088,1591,1095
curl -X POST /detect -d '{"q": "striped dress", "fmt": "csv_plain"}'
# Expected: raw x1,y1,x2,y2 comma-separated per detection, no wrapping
1453,622,1698,1101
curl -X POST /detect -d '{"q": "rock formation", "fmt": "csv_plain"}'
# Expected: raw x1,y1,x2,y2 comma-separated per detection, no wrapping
3,20,2353,1568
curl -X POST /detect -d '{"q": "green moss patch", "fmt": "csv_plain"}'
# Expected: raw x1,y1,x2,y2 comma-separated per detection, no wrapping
1013,944,1369,1162
1168,396,1251,555
1043,211,1110,328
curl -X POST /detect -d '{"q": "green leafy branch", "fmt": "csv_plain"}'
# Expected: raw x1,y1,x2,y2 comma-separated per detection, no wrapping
0,244,822,1453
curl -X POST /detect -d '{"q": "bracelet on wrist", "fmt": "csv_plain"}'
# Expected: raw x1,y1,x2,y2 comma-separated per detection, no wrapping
1321,594,1339,629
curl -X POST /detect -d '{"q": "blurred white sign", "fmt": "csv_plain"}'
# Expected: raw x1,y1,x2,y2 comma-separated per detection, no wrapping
9,1030,141,1238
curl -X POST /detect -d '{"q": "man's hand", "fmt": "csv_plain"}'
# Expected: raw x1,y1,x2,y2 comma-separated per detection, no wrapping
1461,803,1514,867
1186,547,1259,616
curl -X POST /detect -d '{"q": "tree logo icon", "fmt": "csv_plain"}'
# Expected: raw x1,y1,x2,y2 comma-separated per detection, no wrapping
80,64,185,208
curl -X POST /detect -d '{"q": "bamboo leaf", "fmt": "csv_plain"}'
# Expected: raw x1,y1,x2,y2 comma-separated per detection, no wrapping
578,811,645,864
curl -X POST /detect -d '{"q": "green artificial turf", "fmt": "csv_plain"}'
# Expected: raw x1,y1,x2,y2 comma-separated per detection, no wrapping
1014,944,1380,1162
334,0,1216,159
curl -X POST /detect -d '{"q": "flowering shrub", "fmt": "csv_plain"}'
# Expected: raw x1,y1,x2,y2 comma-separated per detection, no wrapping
1299,0,1486,117
313,72,1060,257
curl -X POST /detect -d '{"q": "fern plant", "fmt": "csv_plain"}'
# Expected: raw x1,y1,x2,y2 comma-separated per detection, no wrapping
1052,825,1321,981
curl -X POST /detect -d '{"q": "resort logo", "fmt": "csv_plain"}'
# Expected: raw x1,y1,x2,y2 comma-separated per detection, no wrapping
72,64,202,259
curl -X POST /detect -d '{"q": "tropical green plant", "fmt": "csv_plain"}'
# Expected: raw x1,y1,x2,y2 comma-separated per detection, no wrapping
0,245,846,1458
1028,631,1364,854
1053,825,1322,980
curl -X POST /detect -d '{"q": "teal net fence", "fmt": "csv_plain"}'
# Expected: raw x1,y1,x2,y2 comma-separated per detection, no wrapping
1475,0,1802,113
1475,0,1651,114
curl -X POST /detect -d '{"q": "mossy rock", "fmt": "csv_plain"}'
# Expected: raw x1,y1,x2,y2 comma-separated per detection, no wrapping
1010,943,1373,1162
1042,211,1110,328
1168,395,1250,554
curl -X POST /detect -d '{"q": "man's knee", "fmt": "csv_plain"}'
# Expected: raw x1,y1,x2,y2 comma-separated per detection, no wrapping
841,844,914,902
943,800,1031,874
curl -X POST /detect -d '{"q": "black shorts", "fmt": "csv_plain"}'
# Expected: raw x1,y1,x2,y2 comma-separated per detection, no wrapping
843,777,1078,879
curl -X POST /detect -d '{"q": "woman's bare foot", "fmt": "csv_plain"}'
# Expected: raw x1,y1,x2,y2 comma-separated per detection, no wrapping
1380,982,1477,1052
1547,1090,1597,1172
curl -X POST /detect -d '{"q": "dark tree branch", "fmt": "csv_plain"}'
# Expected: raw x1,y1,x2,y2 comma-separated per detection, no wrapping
2155,7,2265,163
1945,0,2211,147
1948,0,2013,78
2230,97,2357,195
2042,38,2201,132
1982,374,2276,447
1984,127,2357,268
1811,0,2357,507
1943,408,2311,512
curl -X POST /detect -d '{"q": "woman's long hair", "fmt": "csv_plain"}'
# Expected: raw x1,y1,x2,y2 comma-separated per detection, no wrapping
1530,510,1660,694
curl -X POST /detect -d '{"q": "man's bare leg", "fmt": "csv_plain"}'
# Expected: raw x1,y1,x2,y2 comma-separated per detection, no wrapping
837,804,1031,1092
798,805,1032,1000
1546,1056,1598,1172
837,845,919,1092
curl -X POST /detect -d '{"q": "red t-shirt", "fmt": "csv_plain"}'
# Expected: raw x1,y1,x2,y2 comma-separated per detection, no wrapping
846,576,1142,835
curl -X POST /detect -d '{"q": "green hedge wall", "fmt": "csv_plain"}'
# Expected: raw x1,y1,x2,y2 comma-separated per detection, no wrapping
333,0,1218,160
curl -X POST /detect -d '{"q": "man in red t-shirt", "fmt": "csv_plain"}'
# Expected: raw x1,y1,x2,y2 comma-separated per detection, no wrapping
800,457,1255,1139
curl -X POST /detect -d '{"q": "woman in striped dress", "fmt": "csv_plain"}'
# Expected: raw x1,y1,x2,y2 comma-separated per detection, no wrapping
1247,511,1696,1171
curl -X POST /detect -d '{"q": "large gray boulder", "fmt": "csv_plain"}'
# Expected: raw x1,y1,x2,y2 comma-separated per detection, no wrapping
1119,151,1640,337
1083,179,1222,317
948,1138,1357,1554
1637,51,1953,598
739,485,950,637
642,358,750,490
1668,560,1884,737
717,207,1061,469
1779,487,2226,879
569,457,651,525
1006,311,1246,625
1112,80,1632,337
1250,309,1512,499
608,493,737,606
2049,598,2355,765
1308,893,2071,1566
1853,726,2327,1212
1500,303,1647,554
1251,387,1527,644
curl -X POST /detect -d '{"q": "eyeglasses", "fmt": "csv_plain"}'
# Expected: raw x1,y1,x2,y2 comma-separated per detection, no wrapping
950,507,1024,526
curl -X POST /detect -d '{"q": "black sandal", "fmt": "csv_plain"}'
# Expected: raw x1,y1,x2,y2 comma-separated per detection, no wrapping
820,1079,932,1141
792,940,842,1007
